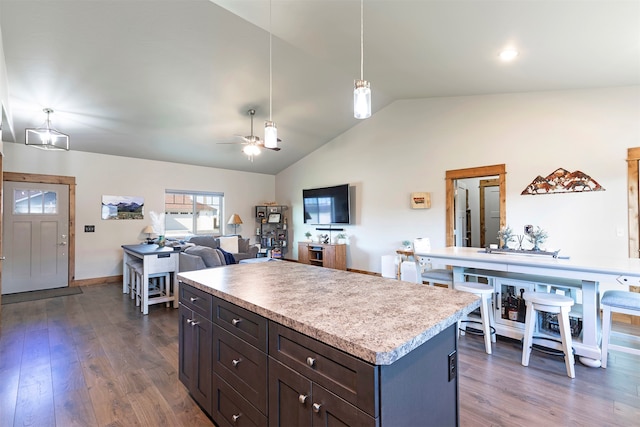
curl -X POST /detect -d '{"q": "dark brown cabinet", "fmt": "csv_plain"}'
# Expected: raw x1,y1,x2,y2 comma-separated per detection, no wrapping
178,303,213,415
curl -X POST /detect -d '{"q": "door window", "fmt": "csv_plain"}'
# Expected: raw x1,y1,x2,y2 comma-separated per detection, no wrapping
13,189,58,214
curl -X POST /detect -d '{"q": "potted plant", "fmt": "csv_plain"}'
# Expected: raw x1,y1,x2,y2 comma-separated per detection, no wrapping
402,240,412,250
527,226,548,251
497,226,514,249
304,231,312,242
335,233,347,244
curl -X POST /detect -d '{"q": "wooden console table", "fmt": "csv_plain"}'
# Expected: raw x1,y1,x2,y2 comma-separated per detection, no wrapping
298,242,347,270
414,246,640,366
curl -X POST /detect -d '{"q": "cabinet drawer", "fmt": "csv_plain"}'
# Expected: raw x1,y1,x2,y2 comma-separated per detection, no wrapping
269,322,377,416
146,252,177,274
212,374,267,427
213,324,268,415
180,283,213,318
214,298,268,352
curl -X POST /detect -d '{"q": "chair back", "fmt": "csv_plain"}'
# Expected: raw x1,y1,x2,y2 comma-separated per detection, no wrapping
413,237,431,253
400,261,421,283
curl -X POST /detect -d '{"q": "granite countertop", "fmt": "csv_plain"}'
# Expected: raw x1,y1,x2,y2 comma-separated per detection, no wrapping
178,262,480,365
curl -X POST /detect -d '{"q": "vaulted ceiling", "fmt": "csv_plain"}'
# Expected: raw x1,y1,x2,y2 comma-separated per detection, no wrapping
1,0,638,174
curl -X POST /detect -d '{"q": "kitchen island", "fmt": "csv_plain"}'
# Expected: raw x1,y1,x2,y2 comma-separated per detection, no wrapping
417,246,640,366
177,261,479,427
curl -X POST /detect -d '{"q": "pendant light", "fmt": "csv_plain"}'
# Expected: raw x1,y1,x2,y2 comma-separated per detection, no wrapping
25,108,70,151
354,0,371,119
264,0,278,148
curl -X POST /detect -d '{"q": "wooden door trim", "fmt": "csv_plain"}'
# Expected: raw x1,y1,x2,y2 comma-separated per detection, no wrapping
446,164,506,247
2,172,76,286
627,148,640,260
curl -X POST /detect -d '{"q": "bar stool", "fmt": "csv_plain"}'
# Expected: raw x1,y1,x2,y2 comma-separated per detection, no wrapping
521,291,575,378
454,282,496,354
126,260,143,299
601,290,640,368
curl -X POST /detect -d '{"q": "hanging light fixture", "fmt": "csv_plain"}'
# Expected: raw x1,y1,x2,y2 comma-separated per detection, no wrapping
25,108,70,151
243,143,261,162
354,0,371,119
264,0,278,149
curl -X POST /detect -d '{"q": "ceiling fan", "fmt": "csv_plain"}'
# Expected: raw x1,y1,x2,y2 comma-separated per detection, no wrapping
218,109,281,159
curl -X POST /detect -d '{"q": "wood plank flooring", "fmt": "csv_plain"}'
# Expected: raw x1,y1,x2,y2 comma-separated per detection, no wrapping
0,282,638,426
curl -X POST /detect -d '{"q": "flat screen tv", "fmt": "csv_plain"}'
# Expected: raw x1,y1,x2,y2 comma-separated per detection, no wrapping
303,184,351,225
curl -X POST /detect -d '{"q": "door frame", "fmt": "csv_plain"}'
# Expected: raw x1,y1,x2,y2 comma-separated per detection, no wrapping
2,172,76,290
446,164,506,247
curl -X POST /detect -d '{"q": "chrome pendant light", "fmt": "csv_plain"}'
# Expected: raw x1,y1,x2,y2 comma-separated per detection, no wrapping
264,0,278,148
25,108,70,151
354,0,371,119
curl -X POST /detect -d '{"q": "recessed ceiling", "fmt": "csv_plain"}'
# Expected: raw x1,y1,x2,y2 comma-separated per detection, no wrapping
1,0,638,174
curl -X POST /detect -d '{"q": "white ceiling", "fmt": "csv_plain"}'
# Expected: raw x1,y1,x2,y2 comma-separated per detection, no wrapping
1,0,638,174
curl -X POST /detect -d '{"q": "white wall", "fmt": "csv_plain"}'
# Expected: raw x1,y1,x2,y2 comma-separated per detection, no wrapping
3,143,275,280
276,86,640,274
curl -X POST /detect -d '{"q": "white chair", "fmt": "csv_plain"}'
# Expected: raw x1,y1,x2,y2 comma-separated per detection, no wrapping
400,261,421,283
454,281,496,354
381,255,398,279
601,290,640,368
413,238,453,287
521,291,576,378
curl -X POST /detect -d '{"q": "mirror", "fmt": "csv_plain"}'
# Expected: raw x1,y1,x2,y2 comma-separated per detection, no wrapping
445,164,506,247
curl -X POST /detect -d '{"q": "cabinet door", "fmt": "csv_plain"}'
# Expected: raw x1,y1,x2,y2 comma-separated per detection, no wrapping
179,305,213,415
269,359,312,427
311,385,376,427
298,243,310,264
322,245,336,269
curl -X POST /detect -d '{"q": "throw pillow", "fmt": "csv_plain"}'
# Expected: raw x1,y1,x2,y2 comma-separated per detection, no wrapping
219,235,239,253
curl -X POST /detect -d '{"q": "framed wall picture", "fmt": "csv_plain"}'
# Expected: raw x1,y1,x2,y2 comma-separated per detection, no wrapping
411,192,431,209
267,213,281,223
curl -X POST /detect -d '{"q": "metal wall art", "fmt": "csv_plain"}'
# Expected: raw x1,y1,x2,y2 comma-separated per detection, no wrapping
521,168,605,195
410,192,431,209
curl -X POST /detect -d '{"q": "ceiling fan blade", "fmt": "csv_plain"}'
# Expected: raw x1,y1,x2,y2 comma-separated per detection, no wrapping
265,147,281,151
216,141,247,145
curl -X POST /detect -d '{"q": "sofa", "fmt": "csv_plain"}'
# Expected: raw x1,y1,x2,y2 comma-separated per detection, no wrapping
179,235,258,272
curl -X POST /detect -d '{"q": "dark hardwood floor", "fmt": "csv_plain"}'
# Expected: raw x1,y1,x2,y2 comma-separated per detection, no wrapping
0,282,638,426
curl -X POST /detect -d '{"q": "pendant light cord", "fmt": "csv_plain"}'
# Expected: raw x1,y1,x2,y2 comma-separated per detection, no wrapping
360,0,364,81
269,0,273,122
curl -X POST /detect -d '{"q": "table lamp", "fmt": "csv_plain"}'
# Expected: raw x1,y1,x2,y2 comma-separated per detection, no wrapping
228,214,243,235
142,225,155,244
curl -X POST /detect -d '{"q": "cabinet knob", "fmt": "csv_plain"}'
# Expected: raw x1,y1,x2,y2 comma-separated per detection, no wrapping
306,357,316,367
298,394,308,404
186,318,192,325
232,413,242,423
232,359,241,367
312,403,322,413
231,318,242,326
189,297,199,303
190,320,199,327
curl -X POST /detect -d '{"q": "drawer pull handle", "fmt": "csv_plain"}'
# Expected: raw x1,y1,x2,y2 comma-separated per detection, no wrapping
312,403,322,413
231,359,241,367
190,320,199,327
232,413,242,423
189,297,199,303
306,357,316,367
186,318,192,324
298,394,308,404
231,318,242,326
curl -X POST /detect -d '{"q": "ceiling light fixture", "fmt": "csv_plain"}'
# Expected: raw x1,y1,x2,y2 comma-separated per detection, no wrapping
243,141,261,161
354,0,371,119
25,108,69,151
499,49,519,61
264,0,278,148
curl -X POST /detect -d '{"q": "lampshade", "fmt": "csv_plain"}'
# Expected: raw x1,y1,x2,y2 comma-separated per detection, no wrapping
227,214,243,225
25,108,70,151
142,225,155,234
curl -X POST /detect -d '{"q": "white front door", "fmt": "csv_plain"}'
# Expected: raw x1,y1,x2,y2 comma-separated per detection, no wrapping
2,181,69,294
484,185,501,247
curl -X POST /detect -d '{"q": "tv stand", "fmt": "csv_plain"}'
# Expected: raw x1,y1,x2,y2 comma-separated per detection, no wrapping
298,242,346,270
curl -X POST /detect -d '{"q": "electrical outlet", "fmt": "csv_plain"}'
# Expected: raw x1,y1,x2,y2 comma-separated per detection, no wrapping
448,350,457,382
84,225,95,232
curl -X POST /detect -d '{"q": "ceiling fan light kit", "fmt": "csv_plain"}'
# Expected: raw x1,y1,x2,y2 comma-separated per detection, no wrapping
25,108,70,151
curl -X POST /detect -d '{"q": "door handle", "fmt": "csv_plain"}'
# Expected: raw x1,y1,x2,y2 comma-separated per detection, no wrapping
59,242,67,246
0,256,5,260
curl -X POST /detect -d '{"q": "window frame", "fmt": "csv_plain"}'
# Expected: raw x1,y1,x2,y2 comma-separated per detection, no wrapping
164,189,224,238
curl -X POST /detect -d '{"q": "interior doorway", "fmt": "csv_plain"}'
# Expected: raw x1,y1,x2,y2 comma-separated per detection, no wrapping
480,178,500,248
445,164,506,247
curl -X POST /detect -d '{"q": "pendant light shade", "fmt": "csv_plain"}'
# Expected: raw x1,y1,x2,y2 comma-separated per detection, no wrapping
264,120,277,149
354,79,371,119
25,108,70,151
354,0,371,119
